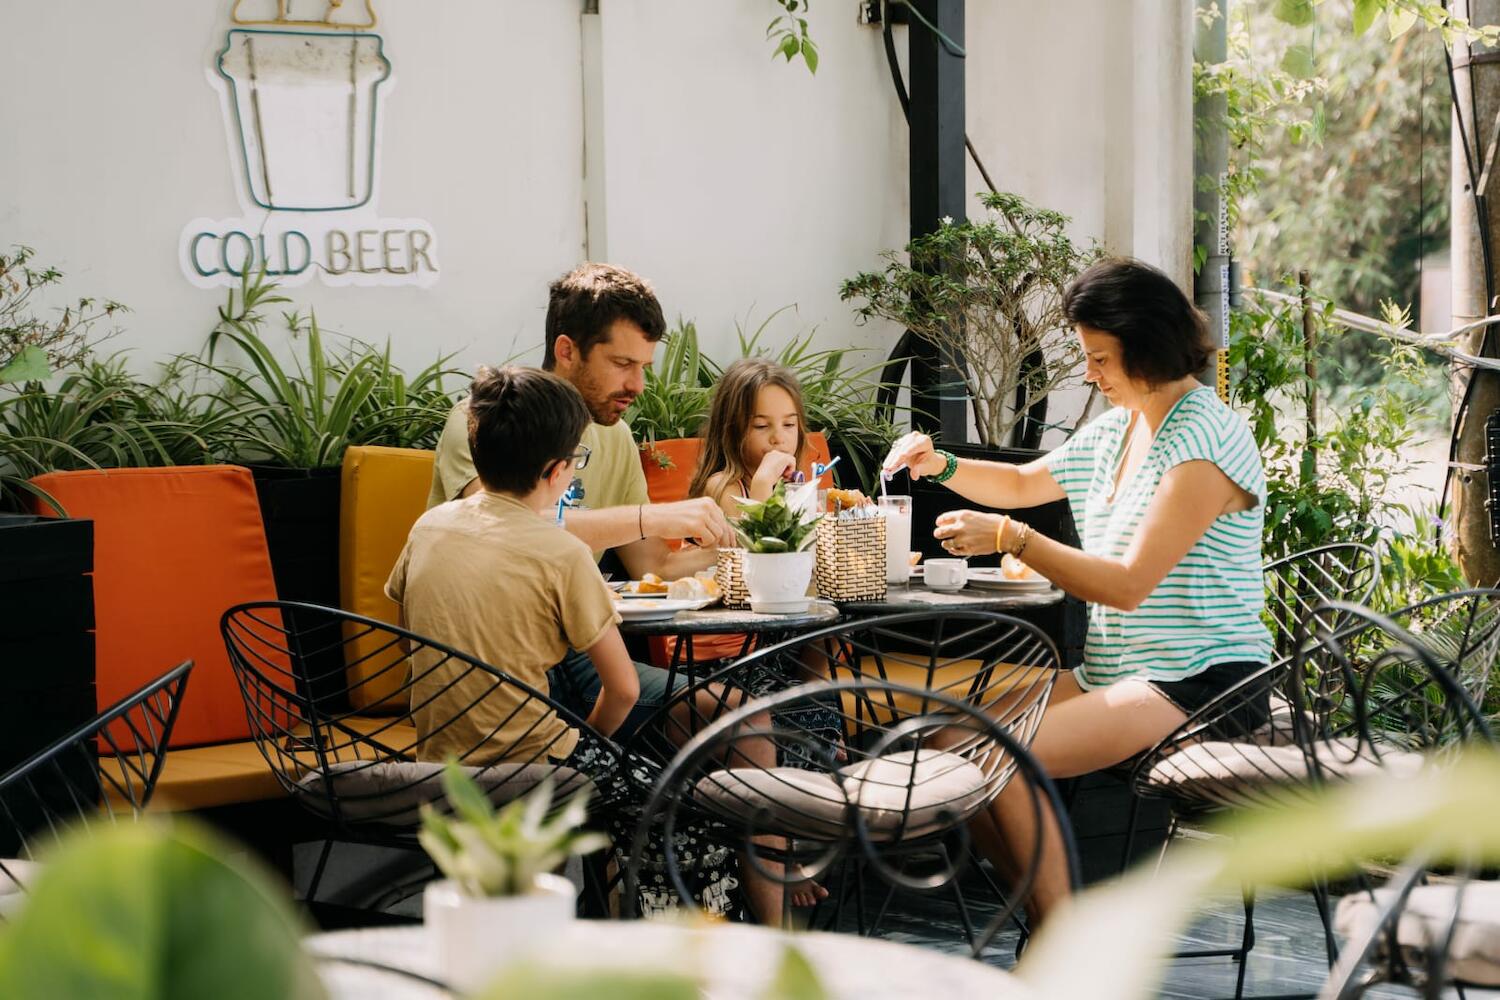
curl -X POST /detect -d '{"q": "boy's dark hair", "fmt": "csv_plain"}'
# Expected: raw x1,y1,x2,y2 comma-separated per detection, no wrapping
542,263,667,369
1062,257,1213,386
467,366,591,494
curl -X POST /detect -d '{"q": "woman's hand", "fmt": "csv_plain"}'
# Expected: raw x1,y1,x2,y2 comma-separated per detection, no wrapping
750,450,798,495
882,432,947,479
933,509,1004,557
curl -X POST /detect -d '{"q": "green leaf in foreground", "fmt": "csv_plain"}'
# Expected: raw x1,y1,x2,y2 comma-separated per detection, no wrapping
0,345,49,383
0,821,325,1000
474,965,699,1000
764,944,827,1000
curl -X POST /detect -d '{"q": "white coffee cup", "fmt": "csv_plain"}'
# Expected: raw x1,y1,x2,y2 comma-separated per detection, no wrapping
925,558,969,590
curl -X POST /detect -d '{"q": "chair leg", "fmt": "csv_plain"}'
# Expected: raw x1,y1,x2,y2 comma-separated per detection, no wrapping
304,838,335,905
1118,791,1142,875
1233,885,1257,1000
1308,879,1339,968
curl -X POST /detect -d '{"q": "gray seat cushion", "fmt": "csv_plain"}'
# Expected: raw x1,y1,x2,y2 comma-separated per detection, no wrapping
1147,740,1426,795
296,761,591,826
694,749,992,841
1335,881,1500,987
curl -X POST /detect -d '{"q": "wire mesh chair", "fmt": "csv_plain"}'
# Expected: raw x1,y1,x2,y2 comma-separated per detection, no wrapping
1263,543,1380,660
623,613,1072,960
0,660,193,901
1131,592,1497,1000
220,601,617,914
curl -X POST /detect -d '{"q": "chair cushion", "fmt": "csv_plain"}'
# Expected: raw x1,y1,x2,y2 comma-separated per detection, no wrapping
692,767,850,840
31,466,280,747
1147,739,1427,793
1248,694,1308,747
1335,882,1500,987
839,749,992,836
0,859,41,895
338,446,436,712
694,748,992,841
295,760,591,827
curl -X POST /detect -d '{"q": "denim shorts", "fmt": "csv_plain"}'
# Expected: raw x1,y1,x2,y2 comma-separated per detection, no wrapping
1147,660,1271,732
546,649,688,744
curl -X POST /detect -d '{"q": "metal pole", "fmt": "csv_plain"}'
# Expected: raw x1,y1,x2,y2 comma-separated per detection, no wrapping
907,0,969,444
1299,269,1317,485
1193,3,1230,397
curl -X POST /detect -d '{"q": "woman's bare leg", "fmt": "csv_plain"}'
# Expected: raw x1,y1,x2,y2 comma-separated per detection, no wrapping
971,675,1187,924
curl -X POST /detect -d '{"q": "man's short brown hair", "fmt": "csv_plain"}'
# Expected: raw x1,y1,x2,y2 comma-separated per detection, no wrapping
467,366,591,494
542,263,667,369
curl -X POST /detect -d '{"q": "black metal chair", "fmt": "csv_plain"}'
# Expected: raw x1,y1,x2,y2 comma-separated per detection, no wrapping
624,663,1076,961
1131,593,1497,999
0,660,193,901
220,601,619,917
1326,849,1497,999
1263,543,1380,660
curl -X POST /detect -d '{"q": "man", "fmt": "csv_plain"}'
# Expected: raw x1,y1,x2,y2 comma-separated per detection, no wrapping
428,262,733,577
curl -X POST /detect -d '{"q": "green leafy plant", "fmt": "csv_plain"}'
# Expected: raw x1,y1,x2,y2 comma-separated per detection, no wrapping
191,269,462,468
766,0,818,73
625,319,714,454
419,763,609,898
731,481,821,554
841,191,1100,448
0,821,326,1000
0,245,124,385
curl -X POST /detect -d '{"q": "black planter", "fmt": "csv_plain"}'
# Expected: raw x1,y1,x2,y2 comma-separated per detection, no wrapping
250,466,348,710
0,515,98,853
892,442,1088,668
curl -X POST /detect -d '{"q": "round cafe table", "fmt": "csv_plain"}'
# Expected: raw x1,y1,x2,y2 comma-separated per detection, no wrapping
308,921,1034,999
839,579,1065,616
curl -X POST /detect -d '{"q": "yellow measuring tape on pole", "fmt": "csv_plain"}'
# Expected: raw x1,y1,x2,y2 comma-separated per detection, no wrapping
1217,349,1229,402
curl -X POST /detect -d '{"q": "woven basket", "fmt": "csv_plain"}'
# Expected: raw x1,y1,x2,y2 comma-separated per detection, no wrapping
716,548,752,610
814,516,887,602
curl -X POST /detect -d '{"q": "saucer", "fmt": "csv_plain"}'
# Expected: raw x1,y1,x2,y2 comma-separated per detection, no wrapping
925,581,967,593
750,599,812,615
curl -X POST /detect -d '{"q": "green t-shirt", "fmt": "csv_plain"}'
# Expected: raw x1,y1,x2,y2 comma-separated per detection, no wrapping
426,396,650,560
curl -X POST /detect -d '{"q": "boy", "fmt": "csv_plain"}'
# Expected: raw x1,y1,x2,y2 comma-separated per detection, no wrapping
386,365,642,763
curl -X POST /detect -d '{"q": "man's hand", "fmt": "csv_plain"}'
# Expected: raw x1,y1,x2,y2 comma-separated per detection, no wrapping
642,497,736,548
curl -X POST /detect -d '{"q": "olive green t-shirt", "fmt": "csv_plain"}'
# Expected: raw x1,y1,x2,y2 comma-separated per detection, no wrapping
426,396,650,561
385,491,621,765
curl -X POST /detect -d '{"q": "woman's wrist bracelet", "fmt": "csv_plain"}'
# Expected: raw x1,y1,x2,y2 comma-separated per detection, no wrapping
1013,521,1033,557
995,515,1010,556
931,449,959,484
637,504,645,541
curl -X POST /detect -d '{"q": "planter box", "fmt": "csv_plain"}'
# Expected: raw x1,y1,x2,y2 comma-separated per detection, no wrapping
903,443,1087,668
0,516,97,853
250,466,347,709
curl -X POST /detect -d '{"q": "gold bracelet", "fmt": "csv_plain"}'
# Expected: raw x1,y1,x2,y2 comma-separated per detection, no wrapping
1014,522,1034,558
995,515,1010,556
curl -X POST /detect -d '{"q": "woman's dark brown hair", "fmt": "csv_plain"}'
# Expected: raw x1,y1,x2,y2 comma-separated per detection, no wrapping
688,358,808,503
1062,257,1213,385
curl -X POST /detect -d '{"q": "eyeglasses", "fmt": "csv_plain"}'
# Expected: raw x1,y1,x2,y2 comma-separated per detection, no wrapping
568,445,591,471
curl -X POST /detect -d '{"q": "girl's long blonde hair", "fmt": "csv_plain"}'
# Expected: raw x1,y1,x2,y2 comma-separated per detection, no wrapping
689,358,808,502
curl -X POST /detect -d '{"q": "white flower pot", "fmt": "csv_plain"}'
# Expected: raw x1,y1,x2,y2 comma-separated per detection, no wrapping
423,873,575,992
741,549,816,614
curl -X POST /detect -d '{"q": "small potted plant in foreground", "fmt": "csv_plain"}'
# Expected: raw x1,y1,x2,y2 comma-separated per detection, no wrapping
732,482,822,614
419,763,609,993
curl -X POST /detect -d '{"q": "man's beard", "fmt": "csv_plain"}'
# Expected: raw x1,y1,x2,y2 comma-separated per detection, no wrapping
573,370,634,426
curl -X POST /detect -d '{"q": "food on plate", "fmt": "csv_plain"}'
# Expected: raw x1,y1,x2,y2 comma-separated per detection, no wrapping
1000,553,1039,580
628,573,670,595
907,551,923,568
824,487,869,512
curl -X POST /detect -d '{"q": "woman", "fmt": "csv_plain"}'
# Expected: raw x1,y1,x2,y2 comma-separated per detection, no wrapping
884,257,1271,920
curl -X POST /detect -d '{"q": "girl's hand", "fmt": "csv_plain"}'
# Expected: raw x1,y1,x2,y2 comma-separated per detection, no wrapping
883,432,947,479
751,450,798,492
933,509,1003,557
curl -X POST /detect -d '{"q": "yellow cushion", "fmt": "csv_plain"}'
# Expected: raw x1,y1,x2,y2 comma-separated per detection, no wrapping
340,446,436,711
835,658,1055,727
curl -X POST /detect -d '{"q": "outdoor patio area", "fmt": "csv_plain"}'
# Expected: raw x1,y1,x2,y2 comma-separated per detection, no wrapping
9,1,1500,999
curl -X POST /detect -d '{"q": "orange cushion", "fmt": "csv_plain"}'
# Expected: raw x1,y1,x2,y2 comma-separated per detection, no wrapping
30,466,280,747
339,446,435,711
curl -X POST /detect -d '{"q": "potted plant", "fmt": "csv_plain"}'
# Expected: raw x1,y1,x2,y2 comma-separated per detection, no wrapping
419,763,609,994
731,481,822,613
625,319,713,503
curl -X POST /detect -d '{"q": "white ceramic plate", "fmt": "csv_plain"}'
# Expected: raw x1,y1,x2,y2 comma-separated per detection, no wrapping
966,568,1053,591
614,598,707,621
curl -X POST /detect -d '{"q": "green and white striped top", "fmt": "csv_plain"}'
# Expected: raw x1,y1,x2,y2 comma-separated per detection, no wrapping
1043,386,1272,688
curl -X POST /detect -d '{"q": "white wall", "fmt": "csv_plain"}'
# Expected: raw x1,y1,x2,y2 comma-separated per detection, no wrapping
2,0,1192,430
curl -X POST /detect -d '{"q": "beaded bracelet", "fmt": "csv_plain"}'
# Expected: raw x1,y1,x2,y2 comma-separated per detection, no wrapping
931,449,959,484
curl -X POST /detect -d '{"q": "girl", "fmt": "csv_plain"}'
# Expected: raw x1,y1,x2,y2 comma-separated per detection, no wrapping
690,358,812,515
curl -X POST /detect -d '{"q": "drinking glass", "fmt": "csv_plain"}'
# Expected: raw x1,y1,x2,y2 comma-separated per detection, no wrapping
877,495,913,585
